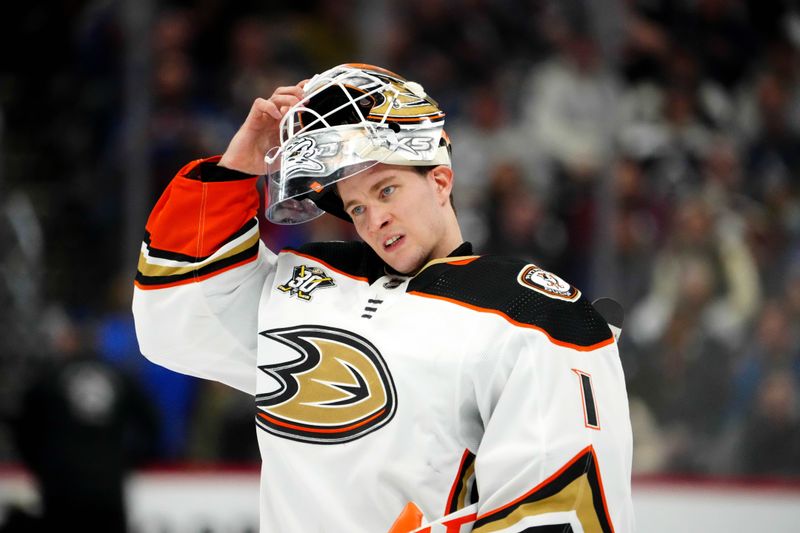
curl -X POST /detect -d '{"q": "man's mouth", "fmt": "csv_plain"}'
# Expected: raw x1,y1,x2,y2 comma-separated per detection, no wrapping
383,235,403,250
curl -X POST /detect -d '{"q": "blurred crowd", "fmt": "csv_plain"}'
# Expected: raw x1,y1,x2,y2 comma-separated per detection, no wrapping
2,0,800,485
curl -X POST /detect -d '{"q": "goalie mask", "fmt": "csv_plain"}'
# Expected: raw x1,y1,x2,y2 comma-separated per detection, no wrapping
265,63,451,224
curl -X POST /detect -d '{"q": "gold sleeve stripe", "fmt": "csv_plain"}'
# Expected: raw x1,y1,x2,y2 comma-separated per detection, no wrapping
445,449,477,515
135,236,259,289
473,446,614,533
137,231,259,278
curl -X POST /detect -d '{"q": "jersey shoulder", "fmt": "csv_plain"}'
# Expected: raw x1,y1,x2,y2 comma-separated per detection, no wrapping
280,240,385,283
409,255,613,349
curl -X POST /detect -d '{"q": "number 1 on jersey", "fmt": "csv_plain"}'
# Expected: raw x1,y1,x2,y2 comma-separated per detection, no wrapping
572,369,600,430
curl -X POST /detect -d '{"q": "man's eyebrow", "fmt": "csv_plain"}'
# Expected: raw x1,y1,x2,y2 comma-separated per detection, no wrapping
341,176,395,212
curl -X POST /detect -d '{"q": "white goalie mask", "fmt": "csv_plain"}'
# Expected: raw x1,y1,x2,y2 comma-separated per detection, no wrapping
265,63,451,224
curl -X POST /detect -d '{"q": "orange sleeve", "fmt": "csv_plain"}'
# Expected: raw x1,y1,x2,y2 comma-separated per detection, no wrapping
135,156,264,290
145,156,260,259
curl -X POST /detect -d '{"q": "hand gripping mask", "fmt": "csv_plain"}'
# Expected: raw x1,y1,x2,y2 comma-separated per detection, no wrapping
265,63,451,224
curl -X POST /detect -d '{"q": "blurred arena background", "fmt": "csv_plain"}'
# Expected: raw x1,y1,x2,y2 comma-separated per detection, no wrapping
1,0,800,531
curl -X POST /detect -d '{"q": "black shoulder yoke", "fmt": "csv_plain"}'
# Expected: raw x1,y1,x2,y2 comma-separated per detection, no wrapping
282,241,387,283
408,255,613,349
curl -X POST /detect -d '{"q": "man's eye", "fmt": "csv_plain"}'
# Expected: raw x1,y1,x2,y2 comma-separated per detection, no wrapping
350,205,365,216
381,185,395,197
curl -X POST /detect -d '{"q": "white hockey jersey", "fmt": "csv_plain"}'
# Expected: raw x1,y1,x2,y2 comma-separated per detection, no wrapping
133,157,634,532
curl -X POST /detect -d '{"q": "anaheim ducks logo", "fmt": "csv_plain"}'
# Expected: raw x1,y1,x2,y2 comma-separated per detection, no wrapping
364,70,444,123
517,264,581,302
256,325,397,444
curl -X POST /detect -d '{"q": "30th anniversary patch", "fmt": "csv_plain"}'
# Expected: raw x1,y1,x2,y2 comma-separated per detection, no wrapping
277,265,335,301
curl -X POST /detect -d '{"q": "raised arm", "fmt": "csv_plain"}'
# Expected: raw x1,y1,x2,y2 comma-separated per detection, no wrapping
132,82,306,394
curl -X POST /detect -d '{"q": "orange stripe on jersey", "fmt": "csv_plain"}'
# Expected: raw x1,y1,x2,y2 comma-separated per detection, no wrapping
145,159,259,259
282,249,370,282
386,502,424,533
443,513,478,532
417,255,480,275
407,291,615,352
257,408,385,434
445,449,475,515
446,257,479,266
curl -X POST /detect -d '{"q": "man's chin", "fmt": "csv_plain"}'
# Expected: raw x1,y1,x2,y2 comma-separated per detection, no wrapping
384,255,428,276
387,262,415,276
379,253,409,275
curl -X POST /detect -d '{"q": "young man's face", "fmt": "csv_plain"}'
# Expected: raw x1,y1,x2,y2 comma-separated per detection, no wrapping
337,163,459,274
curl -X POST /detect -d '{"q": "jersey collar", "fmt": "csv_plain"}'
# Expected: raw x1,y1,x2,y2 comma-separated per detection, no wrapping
383,241,476,279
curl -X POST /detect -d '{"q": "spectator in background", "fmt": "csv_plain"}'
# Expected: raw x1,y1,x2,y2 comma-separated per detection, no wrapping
744,71,800,203
97,272,198,460
680,0,757,90
480,163,567,271
519,26,620,186
634,254,735,473
736,370,800,477
729,299,800,425
223,15,308,120
147,8,235,200
629,194,760,352
785,265,800,328
295,0,359,71
446,81,550,249
626,192,761,472
5,307,159,532
611,156,663,311
187,381,261,462
518,25,622,288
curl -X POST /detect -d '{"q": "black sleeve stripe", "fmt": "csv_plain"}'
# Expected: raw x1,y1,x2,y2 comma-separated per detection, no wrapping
408,257,613,348
139,231,259,278
185,160,256,182
473,446,614,533
446,450,478,515
518,525,575,532
135,240,259,288
143,218,258,263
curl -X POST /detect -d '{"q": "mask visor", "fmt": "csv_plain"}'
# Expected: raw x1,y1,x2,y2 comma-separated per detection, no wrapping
266,125,394,224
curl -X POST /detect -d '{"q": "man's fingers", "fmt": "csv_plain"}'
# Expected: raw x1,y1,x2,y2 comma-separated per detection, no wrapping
270,93,302,109
273,84,305,98
249,98,280,120
257,81,307,120
250,94,302,121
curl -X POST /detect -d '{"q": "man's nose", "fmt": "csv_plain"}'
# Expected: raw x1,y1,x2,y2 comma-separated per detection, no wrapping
367,204,391,233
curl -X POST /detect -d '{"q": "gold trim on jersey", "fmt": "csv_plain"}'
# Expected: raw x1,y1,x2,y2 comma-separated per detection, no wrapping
415,255,480,275
137,231,259,278
473,446,614,533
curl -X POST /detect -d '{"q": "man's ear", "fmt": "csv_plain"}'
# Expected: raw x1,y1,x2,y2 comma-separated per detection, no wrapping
429,165,454,205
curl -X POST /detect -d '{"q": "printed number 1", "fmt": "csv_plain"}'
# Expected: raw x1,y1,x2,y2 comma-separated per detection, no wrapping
572,369,600,430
